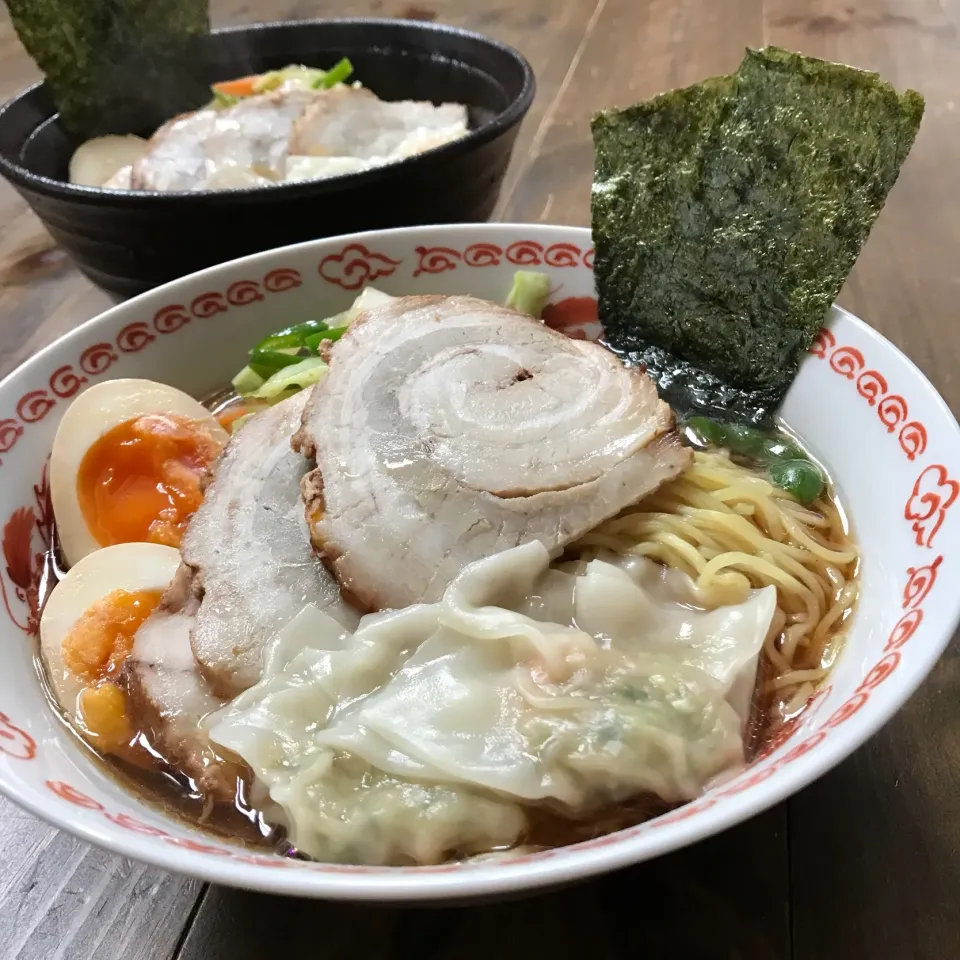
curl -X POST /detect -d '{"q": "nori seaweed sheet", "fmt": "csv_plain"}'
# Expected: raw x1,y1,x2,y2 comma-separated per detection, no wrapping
5,0,210,139
592,46,924,424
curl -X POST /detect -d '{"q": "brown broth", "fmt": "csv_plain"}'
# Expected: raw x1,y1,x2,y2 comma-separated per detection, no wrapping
35,537,681,859
32,530,285,851
33,394,852,865
32,514,796,863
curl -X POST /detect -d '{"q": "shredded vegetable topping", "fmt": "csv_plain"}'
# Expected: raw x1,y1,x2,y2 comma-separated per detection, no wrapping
230,276,551,406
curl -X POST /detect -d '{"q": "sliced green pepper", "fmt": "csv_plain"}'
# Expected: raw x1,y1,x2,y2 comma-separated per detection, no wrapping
249,349,307,380
253,319,330,354
722,423,767,458
768,459,825,505
304,327,347,352
762,436,806,462
684,416,726,447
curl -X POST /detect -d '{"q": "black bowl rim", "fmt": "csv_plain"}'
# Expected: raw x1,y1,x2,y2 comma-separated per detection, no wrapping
0,17,535,206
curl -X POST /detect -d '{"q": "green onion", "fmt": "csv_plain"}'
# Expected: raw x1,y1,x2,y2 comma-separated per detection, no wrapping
252,71,284,93
680,413,823,502
762,436,805,462
233,290,386,402
231,365,264,395
768,459,825,505
684,418,806,465
315,58,353,89
255,66,328,92
253,331,307,352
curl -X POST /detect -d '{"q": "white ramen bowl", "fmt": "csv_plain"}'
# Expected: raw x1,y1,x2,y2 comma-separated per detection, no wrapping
0,224,957,901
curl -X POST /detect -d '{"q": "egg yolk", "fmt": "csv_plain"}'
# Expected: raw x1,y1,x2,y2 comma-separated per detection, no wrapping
80,683,134,752
77,413,222,549
62,588,162,683
62,588,162,759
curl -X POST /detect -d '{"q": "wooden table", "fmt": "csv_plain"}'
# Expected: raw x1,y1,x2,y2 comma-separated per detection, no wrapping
0,1,957,957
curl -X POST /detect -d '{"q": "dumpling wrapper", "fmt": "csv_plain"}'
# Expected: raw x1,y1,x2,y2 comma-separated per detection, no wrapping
209,543,775,864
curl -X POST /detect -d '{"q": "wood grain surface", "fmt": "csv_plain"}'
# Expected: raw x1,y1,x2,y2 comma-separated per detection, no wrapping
176,808,788,960
0,0,956,957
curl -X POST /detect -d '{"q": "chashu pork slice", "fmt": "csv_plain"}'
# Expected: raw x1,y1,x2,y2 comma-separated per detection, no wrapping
125,567,239,802
185,391,358,699
130,88,319,192
125,393,358,796
288,84,468,161
293,294,692,611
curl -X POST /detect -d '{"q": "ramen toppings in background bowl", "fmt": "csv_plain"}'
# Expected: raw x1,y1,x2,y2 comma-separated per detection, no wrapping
0,17,535,295
69,60,471,192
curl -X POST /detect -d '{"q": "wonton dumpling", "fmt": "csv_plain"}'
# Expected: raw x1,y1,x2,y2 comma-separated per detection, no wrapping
319,545,774,805
209,543,775,864
254,753,526,866
208,603,525,864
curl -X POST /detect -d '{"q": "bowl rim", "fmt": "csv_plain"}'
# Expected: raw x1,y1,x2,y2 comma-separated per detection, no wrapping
0,221,957,900
0,17,536,205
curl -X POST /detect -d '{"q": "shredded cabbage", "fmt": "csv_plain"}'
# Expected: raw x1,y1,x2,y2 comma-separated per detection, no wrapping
505,270,551,318
231,365,264,394
253,65,328,92
246,357,328,402
343,285,392,324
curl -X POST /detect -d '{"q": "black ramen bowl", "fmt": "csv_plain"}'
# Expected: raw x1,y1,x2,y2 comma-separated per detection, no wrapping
0,18,535,298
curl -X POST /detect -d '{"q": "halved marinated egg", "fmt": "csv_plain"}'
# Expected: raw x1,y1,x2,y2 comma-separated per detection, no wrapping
39,542,180,756
51,379,228,567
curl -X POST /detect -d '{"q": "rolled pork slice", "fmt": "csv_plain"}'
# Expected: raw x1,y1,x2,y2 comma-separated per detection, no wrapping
288,85,468,161
186,391,358,699
125,567,239,802
293,294,692,611
130,89,319,192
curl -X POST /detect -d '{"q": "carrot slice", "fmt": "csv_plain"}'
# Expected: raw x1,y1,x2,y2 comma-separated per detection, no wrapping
216,405,251,431
212,75,261,98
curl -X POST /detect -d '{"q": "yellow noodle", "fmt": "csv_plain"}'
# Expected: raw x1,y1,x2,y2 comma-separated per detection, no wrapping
780,681,817,718
780,511,857,565
779,622,811,664
572,449,859,727
810,596,853,651
768,666,830,690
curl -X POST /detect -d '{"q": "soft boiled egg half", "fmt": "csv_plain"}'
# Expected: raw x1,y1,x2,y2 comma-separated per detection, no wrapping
39,542,180,756
51,379,228,567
